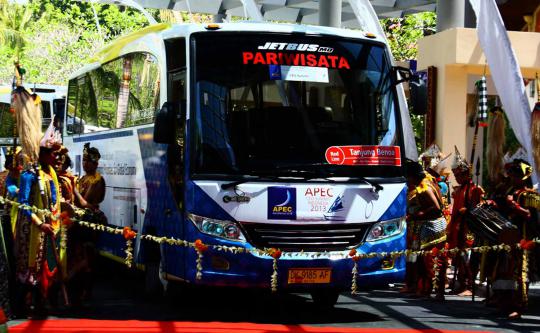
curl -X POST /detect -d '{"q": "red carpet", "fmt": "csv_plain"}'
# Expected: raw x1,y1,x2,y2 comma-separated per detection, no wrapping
9,319,495,333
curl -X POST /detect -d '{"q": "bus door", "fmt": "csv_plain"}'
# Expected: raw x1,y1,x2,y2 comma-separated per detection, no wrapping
153,37,187,279
167,69,186,206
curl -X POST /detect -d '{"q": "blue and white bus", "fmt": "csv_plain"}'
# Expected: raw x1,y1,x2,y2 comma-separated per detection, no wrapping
63,21,417,306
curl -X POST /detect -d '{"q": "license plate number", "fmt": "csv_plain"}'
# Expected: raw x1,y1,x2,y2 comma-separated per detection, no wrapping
287,268,332,284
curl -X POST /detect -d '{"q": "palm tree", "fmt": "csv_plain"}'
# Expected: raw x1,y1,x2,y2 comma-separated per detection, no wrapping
0,0,34,61
158,9,183,24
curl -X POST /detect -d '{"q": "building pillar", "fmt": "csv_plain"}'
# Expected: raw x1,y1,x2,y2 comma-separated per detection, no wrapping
213,13,225,23
436,0,476,31
435,65,468,161
436,0,464,31
319,0,342,28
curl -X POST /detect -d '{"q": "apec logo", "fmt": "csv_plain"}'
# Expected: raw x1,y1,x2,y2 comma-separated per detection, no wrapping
267,187,296,220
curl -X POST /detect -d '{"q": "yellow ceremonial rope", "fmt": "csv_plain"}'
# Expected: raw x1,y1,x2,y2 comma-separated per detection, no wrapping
479,240,488,282
522,221,529,306
6,192,540,295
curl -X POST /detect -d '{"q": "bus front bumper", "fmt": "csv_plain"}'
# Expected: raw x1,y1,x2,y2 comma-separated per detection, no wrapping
182,231,406,291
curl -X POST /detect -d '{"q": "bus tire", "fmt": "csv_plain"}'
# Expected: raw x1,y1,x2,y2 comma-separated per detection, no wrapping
310,290,340,308
164,280,187,303
144,261,163,298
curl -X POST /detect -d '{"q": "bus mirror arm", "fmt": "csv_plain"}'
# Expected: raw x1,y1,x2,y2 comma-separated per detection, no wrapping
154,102,178,144
392,66,427,116
392,66,413,85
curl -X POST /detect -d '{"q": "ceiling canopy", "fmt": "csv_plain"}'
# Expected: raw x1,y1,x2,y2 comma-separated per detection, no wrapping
105,0,437,28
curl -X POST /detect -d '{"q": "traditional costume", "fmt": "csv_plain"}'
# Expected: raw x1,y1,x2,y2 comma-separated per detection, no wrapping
447,146,484,295
1,147,24,235
76,143,105,212
490,158,539,319
405,160,447,298
419,144,452,210
0,146,22,318
12,88,67,313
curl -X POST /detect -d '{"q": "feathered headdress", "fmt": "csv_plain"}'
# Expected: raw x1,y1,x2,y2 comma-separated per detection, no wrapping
40,122,62,150
12,86,42,164
419,143,452,176
451,146,470,172
505,159,533,181
503,147,528,165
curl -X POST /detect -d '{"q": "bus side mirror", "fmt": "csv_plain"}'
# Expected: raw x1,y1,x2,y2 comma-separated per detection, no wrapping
154,102,177,144
392,66,413,85
409,75,427,116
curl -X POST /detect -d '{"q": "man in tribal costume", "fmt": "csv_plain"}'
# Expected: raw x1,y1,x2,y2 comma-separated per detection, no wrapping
405,160,447,299
12,86,67,315
489,159,539,319
446,147,484,296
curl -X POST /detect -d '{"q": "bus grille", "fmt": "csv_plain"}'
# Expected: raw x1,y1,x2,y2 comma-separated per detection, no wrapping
240,223,373,251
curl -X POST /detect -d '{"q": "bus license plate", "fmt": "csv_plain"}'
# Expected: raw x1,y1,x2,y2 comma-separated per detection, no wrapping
287,268,332,284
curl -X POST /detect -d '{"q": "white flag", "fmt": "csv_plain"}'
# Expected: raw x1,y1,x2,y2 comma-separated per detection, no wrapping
469,0,537,184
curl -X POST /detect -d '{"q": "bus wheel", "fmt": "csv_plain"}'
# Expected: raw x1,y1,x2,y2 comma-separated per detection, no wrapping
310,290,340,308
144,261,163,298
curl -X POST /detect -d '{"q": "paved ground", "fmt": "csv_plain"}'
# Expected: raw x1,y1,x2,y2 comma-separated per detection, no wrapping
8,259,540,332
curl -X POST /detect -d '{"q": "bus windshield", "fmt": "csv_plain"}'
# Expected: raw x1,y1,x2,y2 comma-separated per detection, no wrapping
191,32,403,178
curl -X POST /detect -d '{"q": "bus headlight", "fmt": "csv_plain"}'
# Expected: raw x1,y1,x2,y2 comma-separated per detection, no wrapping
188,213,246,242
366,217,405,242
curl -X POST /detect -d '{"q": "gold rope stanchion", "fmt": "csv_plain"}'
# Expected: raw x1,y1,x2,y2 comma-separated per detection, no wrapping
431,247,440,294
519,236,536,307
193,239,209,280
349,249,360,295
267,248,282,292
122,226,137,268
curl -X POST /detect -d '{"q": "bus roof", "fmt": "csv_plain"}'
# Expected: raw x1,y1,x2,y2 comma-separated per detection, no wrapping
69,21,385,80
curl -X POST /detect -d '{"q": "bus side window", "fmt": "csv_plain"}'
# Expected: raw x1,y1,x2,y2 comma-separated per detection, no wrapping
77,74,99,133
66,77,83,135
70,52,161,134
123,53,161,128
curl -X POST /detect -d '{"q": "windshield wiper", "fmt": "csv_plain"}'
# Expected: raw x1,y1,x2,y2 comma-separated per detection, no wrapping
220,167,384,193
275,163,384,193
352,176,384,193
221,169,334,190
221,175,281,190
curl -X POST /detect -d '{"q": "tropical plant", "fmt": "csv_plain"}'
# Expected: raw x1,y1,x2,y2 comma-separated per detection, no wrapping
0,0,34,60
381,12,436,62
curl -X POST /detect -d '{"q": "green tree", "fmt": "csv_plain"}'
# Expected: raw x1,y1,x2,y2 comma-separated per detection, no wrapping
0,0,34,61
380,13,436,153
0,0,152,84
381,12,436,61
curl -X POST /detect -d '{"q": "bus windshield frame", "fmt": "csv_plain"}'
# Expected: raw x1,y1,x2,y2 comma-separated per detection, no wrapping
189,32,404,180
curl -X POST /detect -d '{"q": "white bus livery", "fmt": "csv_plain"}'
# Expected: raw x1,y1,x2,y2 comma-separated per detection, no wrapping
63,21,417,306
